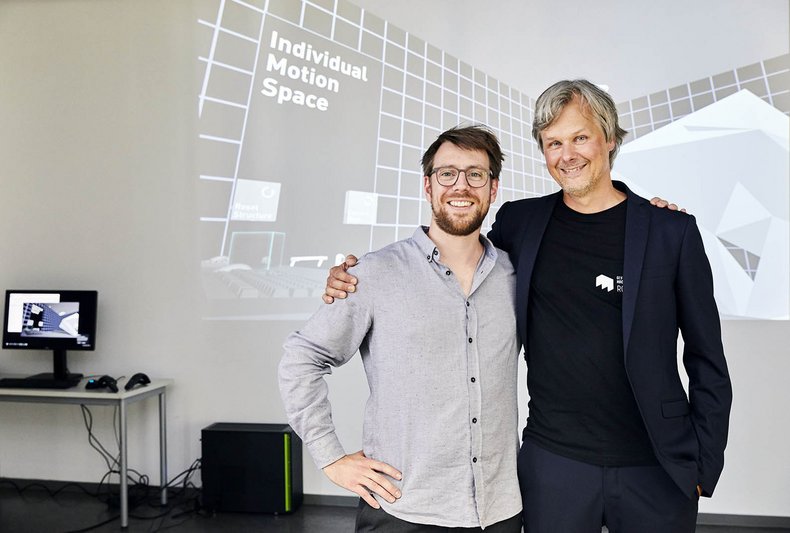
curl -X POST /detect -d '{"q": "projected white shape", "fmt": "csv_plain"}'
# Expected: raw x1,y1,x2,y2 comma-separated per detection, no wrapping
615,90,789,320
344,190,378,224
289,256,329,267
231,179,281,222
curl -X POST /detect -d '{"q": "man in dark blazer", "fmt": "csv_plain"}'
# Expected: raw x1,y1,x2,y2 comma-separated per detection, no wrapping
487,80,731,532
324,79,731,532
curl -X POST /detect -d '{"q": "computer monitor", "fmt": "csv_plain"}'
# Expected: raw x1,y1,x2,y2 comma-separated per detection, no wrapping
2,290,98,387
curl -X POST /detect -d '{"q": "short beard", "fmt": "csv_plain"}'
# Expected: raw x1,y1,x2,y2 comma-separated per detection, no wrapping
555,164,603,199
560,179,597,198
431,204,486,236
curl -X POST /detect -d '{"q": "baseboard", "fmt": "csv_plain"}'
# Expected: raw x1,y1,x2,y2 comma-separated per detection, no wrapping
0,477,197,500
697,512,790,529
300,493,790,528
298,495,790,528
303,494,358,507
4,479,788,528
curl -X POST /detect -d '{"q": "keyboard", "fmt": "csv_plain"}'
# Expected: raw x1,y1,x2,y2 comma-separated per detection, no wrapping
0,377,81,389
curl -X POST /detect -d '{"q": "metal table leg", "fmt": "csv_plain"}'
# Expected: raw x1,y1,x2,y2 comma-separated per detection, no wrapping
159,390,168,505
119,399,129,528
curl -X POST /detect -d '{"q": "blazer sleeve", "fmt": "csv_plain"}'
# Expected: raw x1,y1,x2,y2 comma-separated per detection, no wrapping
489,200,513,253
675,215,733,496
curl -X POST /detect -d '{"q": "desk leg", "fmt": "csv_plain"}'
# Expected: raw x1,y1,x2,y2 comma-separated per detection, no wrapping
159,390,168,505
119,399,129,529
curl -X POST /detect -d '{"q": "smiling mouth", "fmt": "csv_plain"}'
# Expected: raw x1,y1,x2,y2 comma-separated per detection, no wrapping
448,200,473,207
560,163,587,176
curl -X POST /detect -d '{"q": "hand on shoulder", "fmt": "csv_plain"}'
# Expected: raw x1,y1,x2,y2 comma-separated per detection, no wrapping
322,255,359,304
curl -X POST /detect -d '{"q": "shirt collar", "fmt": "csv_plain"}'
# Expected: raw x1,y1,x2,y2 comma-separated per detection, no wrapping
412,226,498,265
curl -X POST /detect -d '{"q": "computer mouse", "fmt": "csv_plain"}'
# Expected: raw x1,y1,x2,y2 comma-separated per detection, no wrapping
125,372,151,391
86,375,118,393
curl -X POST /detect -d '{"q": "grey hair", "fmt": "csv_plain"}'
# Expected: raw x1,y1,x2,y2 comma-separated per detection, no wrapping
532,79,628,168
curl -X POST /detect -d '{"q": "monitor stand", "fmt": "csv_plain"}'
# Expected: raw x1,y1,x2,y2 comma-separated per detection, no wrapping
21,349,82,388
21,372,83,389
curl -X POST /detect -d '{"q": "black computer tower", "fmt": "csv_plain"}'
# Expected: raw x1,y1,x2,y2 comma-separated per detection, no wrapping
201,422,303,513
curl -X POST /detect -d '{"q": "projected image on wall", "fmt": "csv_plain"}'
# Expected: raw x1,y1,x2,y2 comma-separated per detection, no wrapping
196,0,550,320
615,90,789,320
196,0,789,321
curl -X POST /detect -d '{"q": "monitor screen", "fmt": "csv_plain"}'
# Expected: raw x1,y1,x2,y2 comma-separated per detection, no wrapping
0,290,97,388
3,290,97,351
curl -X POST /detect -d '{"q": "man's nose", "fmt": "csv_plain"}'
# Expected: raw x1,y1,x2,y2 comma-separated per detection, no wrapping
453,171,473,189
560,143,577,160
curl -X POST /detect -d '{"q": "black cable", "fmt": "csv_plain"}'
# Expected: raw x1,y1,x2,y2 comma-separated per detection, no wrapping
2,405,207,532
135,458,206,532
62,515,119,533
0,479,95,499
80,405,150,481
79,405,117,471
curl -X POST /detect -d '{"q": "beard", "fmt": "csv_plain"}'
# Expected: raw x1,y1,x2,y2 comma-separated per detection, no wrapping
558,177,598,198
431,198,488,236
556,172,600,198
552,159,609,199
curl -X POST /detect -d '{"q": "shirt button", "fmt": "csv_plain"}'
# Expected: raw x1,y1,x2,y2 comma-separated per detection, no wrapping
472,418,477,423
466,302,470,307
472,457,477,463
468,337,473,343
445,270,451,275
470,377,476,383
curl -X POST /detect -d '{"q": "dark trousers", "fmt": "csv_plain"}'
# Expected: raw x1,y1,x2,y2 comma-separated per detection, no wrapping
355,500,522,533
517,438,698,533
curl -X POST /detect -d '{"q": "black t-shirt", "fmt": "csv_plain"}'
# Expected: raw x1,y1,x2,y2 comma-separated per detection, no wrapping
523,197,657,466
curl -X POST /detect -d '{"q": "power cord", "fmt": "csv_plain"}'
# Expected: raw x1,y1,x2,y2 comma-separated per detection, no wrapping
71,404,204,531
0,405,207,532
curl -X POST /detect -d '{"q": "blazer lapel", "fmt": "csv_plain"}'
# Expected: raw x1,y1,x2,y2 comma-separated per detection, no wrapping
621,184,650,358
516,192,559,346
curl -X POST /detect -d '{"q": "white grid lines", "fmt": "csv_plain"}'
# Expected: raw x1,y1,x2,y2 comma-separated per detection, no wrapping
621,54,790,142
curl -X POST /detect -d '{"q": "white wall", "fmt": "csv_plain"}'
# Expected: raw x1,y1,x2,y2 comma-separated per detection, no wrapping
352,0,790,102
0,0,788,519
0,0,202,482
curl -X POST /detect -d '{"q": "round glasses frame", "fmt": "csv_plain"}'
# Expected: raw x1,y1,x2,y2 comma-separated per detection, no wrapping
430,166,492,188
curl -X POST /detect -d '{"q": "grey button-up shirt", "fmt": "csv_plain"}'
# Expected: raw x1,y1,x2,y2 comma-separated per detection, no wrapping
279,227,521,528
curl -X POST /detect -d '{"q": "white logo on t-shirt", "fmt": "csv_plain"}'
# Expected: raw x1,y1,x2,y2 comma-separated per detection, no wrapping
596,274,614,292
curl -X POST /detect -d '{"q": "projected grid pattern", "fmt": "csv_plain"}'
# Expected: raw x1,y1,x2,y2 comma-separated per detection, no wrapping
618,53,790,141
197,0,267,257
196,0,552,257
369,26,553,248
197,0,787,255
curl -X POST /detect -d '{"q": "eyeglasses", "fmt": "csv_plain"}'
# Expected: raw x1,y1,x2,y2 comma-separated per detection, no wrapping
431,167,492,188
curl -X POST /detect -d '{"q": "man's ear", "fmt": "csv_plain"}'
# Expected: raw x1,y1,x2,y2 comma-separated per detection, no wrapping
489,177,499,204
423,175,432,201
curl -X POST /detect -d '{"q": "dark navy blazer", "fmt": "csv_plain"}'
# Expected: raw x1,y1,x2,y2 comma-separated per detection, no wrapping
488,180,732,498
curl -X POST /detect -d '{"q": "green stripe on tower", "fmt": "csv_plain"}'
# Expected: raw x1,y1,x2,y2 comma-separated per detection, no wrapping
284,432,292,511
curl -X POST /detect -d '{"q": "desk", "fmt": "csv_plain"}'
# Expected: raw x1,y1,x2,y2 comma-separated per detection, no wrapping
0,377,172,529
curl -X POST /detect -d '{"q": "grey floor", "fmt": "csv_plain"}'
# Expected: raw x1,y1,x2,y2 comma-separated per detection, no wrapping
0,485,786,532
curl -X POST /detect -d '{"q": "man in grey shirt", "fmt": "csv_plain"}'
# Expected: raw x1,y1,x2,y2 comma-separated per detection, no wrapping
279,126,522,531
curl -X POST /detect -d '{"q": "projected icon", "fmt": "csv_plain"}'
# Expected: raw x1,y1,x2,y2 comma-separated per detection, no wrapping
344,191,378,225
231,179,281,222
